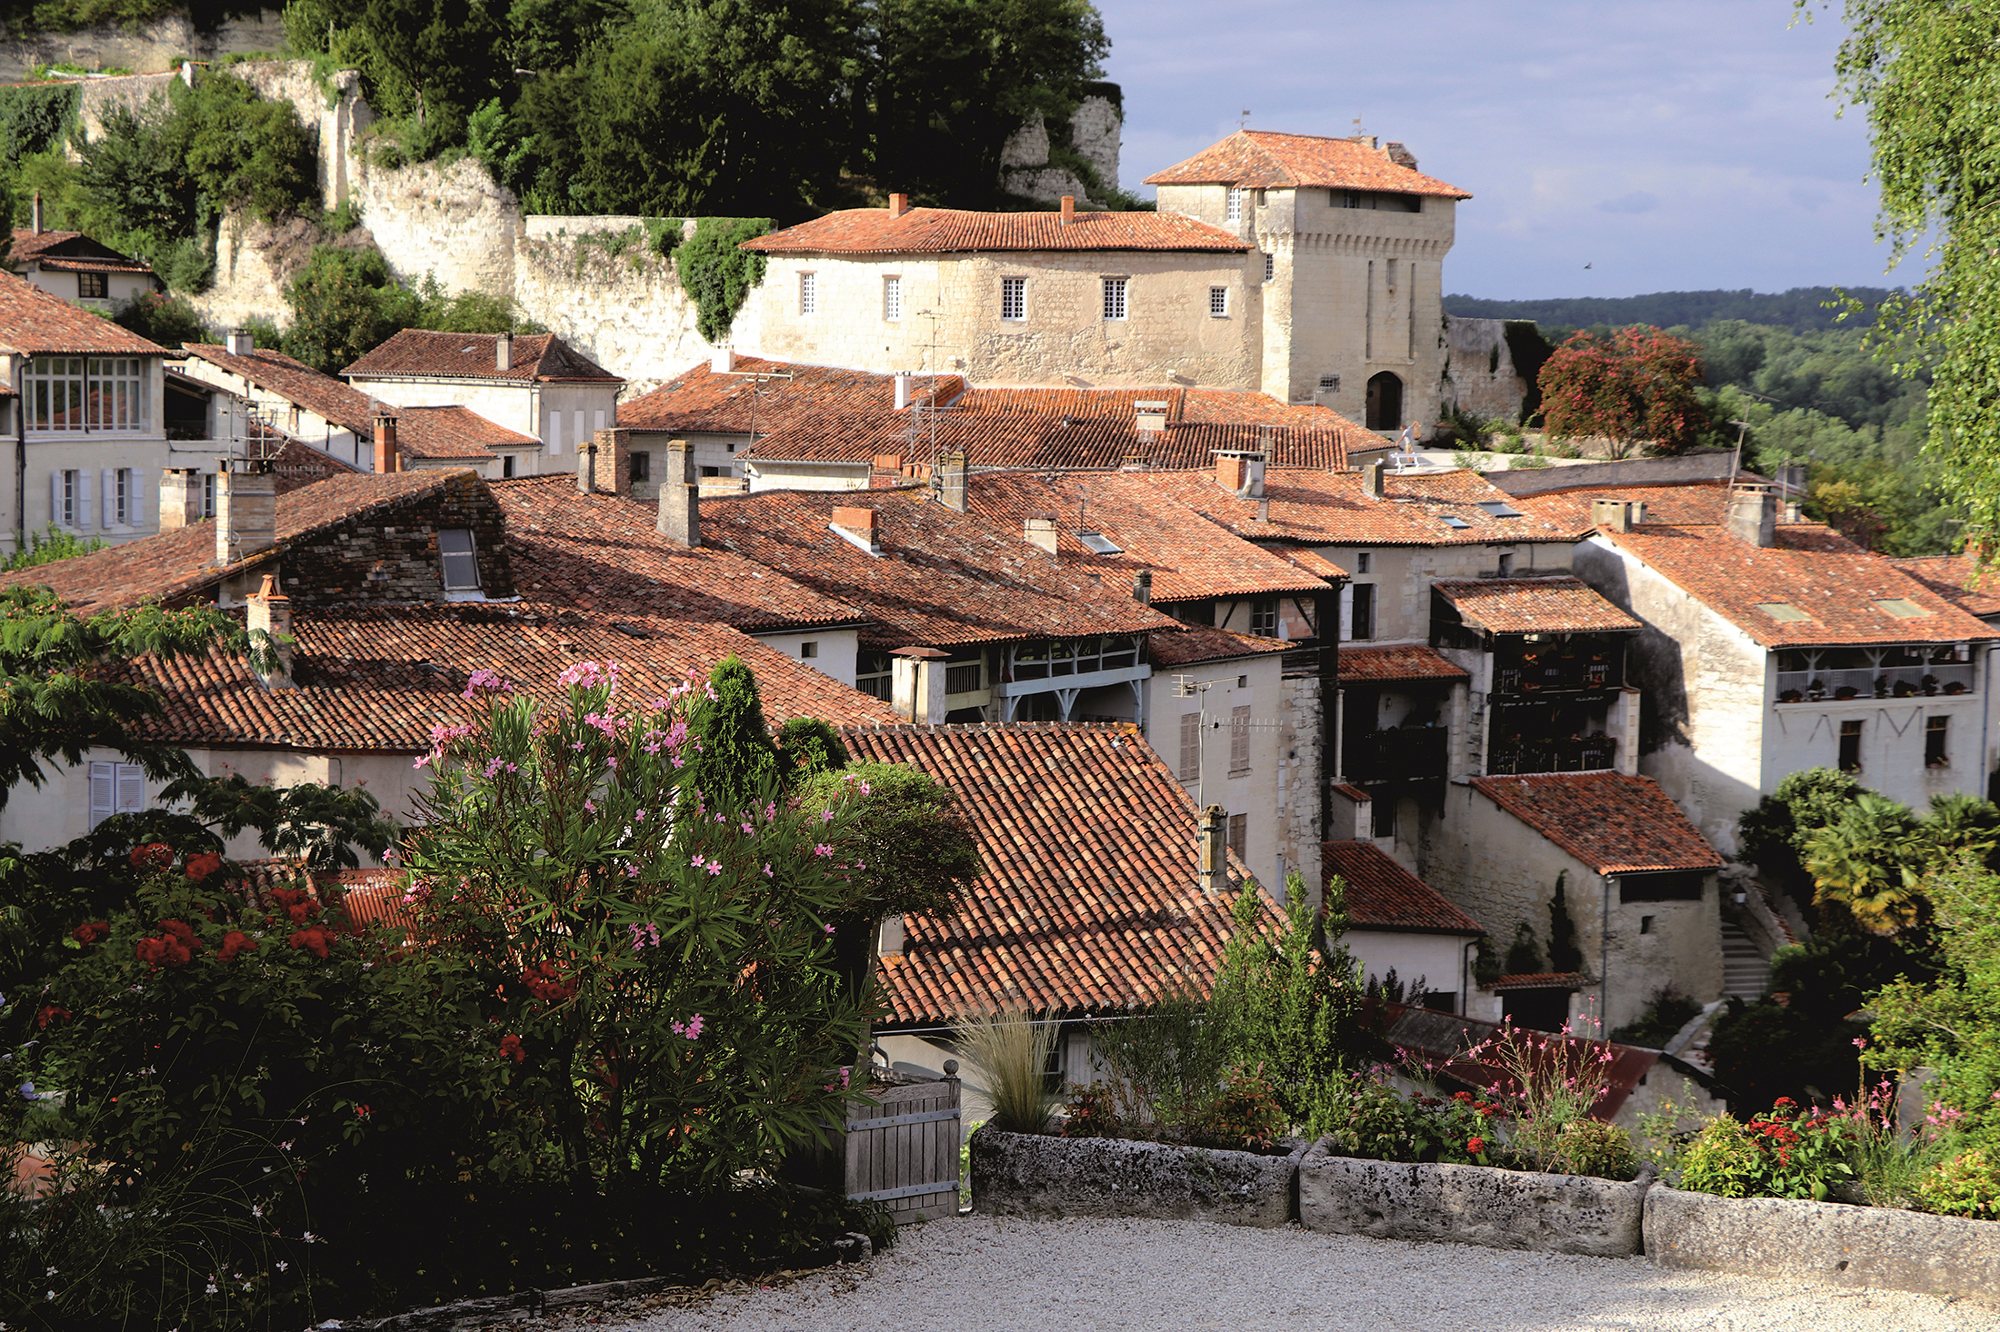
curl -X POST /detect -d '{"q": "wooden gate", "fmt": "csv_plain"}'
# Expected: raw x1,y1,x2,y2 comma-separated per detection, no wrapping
845,1062,961,1223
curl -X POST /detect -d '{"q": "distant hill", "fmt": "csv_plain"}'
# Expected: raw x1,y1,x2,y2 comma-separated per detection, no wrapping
1443,287,1898,334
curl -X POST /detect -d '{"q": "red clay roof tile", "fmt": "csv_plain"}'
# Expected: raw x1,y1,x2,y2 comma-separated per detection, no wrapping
1144,130,1470,198
1322,840,1483,934
343,330,621,383
0,269,168,356
396,405,538,460
181,343,384,433
1469,773,1722,875
1337,643,1468,684
1432,577,1642,635
743,206,1251,257
1894,555,2000,621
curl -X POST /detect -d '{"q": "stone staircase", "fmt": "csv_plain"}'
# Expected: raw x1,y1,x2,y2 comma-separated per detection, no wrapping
1721,918,1768,1001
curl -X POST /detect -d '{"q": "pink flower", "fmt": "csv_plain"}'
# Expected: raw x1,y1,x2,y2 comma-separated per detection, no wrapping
671,1013,704,1041
813,843,833,858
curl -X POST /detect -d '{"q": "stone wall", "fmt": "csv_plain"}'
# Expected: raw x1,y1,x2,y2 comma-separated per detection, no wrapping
354,154,521,300
192,211,375,334
0,9,286,82
279,472,513,602
513,225,711,394
999,92,1123,205
1441,316,1539,424
72,69,182,140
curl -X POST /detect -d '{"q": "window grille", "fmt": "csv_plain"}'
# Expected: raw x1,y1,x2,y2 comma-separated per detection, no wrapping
1001,276,1026,321
1101,277,1128,321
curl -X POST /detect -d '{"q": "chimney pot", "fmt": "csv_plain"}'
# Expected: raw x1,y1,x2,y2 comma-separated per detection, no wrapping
1197,804,1227,897
372,414,400,474
1023,517,1059,555
577,441,598,494
158,467,204,532
246,573,295,690
1361,458,1385,500
1134,568,1153,604
832,505,880,552
215,462,277,567
224,327,254,357
656,438,700,546
495,332,512,372
1726,483,1778,548
888,192,911,218
1134,400,1169,435
935,451,968,512
1060,194,1076,224
894,372,914,411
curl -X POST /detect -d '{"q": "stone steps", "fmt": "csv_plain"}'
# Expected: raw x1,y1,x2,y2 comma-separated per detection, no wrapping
1720,920,1767,1000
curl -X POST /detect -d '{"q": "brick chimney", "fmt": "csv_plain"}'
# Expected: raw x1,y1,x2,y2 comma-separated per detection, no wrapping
935,450,968,512
245,573,294,690
1360,457,1385,500
890,646,949,723
1197,804,1227,897
1060,194,1077,224
593,426,634,494
888,192,911,218
657,438,699,547
831,505,880,554
1023,517,1058,554
1726,483,1777,548
158,467,204,532
495,332,513,372
1214,449,1265,499
225,327,254,357
372,414,400,474
215,461,277,566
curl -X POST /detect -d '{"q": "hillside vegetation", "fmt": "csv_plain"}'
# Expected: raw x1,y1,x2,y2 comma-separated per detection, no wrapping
1446,287,1894,334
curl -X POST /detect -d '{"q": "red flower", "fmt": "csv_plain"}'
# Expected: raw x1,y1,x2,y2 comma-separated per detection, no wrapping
135,919,199,969
520,962,575,1004
218,930,258,962
35,1004,70,1030
129,843,173,872
1773,1096,1797,1110
184,852,224,883
70,921,109,946
498,1033,526,1064
288,926,333,959
1467,1136,1487,1155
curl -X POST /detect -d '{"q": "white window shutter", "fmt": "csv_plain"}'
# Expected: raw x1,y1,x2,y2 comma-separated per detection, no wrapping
1338,584,1355,642
50,471,64,528
128,469,147,528
101,468,115,528
89,762,114,829
548,412,562,455
116,764,145,814
76,469,94,530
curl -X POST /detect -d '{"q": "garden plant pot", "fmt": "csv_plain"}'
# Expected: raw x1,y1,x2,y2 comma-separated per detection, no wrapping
1296,1140,1647,1258
970,1127,1306,1228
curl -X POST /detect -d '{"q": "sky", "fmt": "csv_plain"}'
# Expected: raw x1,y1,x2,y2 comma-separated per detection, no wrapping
1094,0,1900,300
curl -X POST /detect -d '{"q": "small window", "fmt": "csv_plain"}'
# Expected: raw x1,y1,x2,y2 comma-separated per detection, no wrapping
1497,552,1515,576
1229,705,1251,775
1440,515,1470,530
88,760,146,829
800,640,819,660
1875,598,1929,620
1387,258,1399,291
1078,531,1122,555
1225,188,1245,222
1839,719,1864,773
502,454,516,479
1102,276,1128,321
883,274,903,322
1227,811,1248,857
1001,276,1026,322
438,528,481,592
1477,499,1524,518
202,472,216,518
78,271,107,300
1639,915,1655,935
1262,252,1274,283
1926,715,1950,768
1208,286,1230,318
111,467,131,525
1356,551,1371,575
629,450,651,482
1178,711,1201,782
1249,599,1278,637
1350,584,1376,641
799,271,817,316
1237,674,1249,689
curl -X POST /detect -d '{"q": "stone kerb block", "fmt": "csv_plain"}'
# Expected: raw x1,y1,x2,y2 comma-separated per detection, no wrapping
1644,1184,2000,1303
970,1128,1304,1228
1297,1141,1647,1258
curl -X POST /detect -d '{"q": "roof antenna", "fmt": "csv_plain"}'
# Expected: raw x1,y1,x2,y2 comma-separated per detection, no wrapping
1239,108,1252,129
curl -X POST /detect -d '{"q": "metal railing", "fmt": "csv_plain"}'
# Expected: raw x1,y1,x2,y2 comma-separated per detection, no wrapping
1775,663,1975,702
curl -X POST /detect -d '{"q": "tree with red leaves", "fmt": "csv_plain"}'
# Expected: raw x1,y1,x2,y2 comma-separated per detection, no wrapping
1537,326,1709,457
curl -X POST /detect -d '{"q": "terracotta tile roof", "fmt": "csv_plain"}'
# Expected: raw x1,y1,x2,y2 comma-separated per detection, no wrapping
1337,643,1468,684
343,330,621,384
1432,577,1642,636
1469,773,1723,875
125,603,897,753
8,228,155,274
742,206,1251,257
1892,555,2000,621
1281,548,1350,581
1144,130,1470,198
1509,480,1737,531
1146,625,1291,667
1603,522,1999,648
249,433,359,495
491,478,867,633
0,269,167,356
1132,467,1585,547
699,487,1181,649
619,357,963,435
181,343,383,433
966,472,1334,604
843,723,1273,1026
396,405,538,461
1487,971,1588,991
8,469,468,615
1322,840,1482,935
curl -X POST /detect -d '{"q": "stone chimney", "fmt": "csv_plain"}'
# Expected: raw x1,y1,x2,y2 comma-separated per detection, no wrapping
372,414,400,474
894,372,914,411
1591,497,1635,533
1024,517,1059,554
1134,568,1153,604
593,426,634,494
158,467,204,532
576,441,598,494
657,438,699,546
245,574,294,690
30,192,42,235
1134,400,1168,435
1360,457,1385,500
225,327,254,357
1726,483,1778,548
495,332,513,372
935,450,968,512
215,461,277,566
890,646,950,723
888,192,911,218
831,505,880,554
1197,804,1228,897
1060,194,1076,224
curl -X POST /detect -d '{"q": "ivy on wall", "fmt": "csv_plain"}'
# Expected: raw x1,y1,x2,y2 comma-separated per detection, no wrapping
674,216,771,345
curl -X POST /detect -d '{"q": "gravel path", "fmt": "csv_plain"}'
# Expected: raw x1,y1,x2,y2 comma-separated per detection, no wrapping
558,1214,2000,1332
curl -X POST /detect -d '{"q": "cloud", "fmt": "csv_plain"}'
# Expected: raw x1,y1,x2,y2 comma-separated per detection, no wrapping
1597,191,1661,216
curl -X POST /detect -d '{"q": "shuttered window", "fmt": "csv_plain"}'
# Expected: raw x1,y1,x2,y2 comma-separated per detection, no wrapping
1178,712,1201,782
1229,705,1252,775
88,760,146,829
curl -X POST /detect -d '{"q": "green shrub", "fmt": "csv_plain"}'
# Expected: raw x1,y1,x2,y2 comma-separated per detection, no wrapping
1555,1118,1638,1180
1677,1114,1763,1197
2,523,104,571
1057,1082,1123,1139
1320,1079,1503,1165
1912,1145,2000,1219
955,1008,1055,1134
113,290,207,349
1610,987,1704,1047
1092,991,1234,1137
1677,1101,1855,1201
677,216,772,343
1195,1065,1288,1151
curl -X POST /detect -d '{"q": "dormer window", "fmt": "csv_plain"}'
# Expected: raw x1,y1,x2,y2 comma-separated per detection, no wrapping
438,528,480,592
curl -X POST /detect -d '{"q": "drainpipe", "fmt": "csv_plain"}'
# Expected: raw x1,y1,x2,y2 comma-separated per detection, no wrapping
1460,938,1478,1018
1599,873,1614,1033
12,353,25,551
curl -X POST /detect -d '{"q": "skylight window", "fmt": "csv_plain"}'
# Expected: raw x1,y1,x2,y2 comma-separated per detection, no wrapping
1440,515,1470,530
1477,500,1524,518
1756,602,1812,623
1078,531,1123,555
1874,598,1930,619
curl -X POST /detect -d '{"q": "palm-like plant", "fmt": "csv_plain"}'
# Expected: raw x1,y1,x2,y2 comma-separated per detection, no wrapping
1804,792,1923,934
